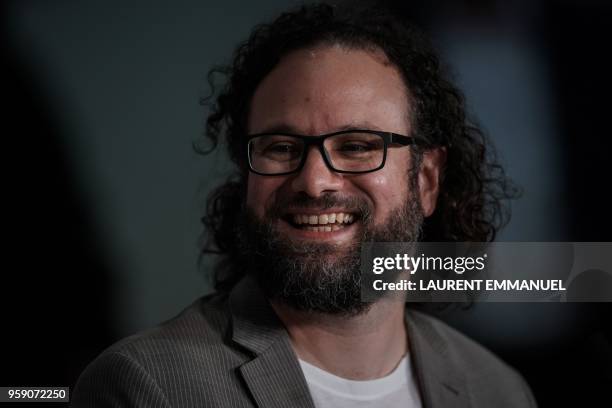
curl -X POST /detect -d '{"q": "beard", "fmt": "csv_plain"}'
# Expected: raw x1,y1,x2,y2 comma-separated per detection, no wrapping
235,187,424,317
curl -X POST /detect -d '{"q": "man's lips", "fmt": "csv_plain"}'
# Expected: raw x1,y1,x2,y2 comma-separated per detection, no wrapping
291,211,355,229
278,217,359,241
281,209,358,231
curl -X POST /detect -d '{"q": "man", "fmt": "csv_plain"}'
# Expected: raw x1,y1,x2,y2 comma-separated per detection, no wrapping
73,3,535,407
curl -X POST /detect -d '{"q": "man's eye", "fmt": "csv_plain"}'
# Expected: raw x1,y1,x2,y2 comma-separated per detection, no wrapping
340,143,375,152
260,143,302,161
266,143,298,153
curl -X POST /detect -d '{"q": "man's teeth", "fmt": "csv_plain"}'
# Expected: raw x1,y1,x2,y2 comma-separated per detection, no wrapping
302,225,343,232
292,213,355,226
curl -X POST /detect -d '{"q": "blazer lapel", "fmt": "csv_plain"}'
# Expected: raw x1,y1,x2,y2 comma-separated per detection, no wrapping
406,310,471,408
229,277,316,408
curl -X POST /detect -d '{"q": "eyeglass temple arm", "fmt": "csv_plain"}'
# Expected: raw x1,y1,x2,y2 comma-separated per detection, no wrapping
388,133,422,146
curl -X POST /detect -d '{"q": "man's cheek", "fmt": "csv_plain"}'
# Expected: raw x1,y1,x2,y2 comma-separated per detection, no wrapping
247,175,289,216
246,177,269,218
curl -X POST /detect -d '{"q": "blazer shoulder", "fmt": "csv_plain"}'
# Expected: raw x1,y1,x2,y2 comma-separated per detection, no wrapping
106,292,231,359
72,292,248,407
407,309,537,407
71,349,172,407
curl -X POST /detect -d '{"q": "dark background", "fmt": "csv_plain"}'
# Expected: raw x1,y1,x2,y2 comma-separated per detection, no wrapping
3,0,611,406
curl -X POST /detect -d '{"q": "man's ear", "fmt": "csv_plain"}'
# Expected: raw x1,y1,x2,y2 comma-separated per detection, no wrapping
417,147,446,217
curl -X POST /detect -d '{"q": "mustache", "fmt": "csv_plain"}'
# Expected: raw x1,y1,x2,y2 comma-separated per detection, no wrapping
266,192,372,221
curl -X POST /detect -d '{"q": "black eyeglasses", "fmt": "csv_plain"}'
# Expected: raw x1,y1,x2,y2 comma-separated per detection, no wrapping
246,129,421,176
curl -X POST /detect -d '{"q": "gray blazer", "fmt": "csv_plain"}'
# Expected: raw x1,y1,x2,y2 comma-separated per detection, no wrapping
72,276,537,407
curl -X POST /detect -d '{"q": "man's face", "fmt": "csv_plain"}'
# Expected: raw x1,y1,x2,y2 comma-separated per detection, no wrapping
248,45,418,240
242,45,441,314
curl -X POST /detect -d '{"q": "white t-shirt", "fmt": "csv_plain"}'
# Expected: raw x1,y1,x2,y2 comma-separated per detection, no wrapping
298,355,422,408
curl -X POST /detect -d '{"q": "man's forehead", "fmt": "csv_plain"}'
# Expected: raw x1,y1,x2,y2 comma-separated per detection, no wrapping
251,121,388,135
247,46,412,136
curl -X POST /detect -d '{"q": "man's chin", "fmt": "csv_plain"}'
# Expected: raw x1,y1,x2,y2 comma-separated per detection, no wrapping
274,243,357,263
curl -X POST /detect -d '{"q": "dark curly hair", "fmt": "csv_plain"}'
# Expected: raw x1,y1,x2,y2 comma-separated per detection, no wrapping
197,2,519,291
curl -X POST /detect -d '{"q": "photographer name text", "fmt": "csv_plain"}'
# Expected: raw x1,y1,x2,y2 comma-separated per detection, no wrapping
373,279,567,292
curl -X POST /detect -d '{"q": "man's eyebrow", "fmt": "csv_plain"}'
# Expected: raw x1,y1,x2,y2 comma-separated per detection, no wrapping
254,122,386,135
335,122,385,132
254,124,303,134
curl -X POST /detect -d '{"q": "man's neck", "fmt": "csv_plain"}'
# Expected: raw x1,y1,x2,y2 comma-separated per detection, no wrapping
271,300,408,381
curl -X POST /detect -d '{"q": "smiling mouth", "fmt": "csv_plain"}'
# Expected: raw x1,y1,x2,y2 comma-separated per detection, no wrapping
285,212,357,232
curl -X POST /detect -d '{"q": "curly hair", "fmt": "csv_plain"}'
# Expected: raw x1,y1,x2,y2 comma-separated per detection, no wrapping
197,2,519,291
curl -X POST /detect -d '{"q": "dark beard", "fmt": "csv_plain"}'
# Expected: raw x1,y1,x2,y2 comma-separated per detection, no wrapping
235,190,424,316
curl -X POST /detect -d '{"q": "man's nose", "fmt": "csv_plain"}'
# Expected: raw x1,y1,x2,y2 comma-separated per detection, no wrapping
291,147,344,197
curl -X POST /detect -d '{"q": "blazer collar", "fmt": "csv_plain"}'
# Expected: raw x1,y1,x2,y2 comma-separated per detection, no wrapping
229,276,316,408
406,309,471,408
229,275,285,354
229,277,470,408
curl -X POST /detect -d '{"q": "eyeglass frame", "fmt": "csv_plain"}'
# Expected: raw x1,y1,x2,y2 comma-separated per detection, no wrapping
246,129,422,176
